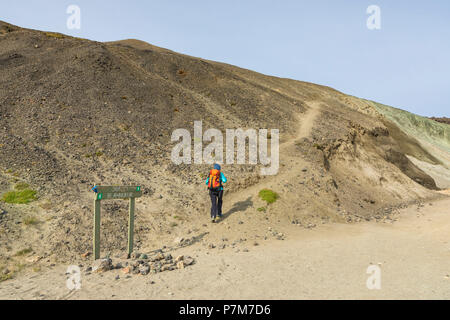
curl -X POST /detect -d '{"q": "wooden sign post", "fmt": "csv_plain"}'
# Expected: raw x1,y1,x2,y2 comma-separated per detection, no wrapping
92,186,142,260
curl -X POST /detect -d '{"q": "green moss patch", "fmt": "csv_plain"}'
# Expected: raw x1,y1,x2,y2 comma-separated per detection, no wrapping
14,248,32,256
2,189,37,204
258,189,279,204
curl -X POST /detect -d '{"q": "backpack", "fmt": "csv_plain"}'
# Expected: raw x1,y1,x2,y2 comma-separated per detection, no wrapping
208,169,222,193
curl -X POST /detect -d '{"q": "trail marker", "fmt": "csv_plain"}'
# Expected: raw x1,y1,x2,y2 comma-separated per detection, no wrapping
92,186,142,260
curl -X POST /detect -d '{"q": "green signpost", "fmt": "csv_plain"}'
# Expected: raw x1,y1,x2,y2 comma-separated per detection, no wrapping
93,186,142,260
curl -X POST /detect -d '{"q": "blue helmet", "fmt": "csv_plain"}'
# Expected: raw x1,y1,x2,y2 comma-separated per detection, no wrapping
213,163,221,170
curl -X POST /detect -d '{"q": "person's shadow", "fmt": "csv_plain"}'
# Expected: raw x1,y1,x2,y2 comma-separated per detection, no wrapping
219,196,253,223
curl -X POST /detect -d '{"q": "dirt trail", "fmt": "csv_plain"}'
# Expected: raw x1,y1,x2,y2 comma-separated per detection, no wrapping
224,101,321,210
295,102,321,141
1,196,449,300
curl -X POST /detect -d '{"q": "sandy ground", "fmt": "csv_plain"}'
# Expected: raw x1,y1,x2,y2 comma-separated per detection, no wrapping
1,195,449,300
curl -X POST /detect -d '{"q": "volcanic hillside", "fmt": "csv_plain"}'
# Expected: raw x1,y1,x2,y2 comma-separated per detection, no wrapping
0,21,449,265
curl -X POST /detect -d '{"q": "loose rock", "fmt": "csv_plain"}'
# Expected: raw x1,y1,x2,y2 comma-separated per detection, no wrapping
130,252,141,259
173,237,184,245
139,264,150,275
91,258,112,273
184,256,195,266
122,266,131,274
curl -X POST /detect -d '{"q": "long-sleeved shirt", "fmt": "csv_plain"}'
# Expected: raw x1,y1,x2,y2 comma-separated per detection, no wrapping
205,172,227,191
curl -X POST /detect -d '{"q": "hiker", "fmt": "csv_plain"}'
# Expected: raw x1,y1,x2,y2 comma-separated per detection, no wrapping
205,164,227,223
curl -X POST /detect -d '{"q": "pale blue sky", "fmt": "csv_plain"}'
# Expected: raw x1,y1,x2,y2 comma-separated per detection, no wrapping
2,0,449,116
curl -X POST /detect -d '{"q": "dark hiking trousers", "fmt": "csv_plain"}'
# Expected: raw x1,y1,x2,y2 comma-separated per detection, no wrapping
209,190,223,219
